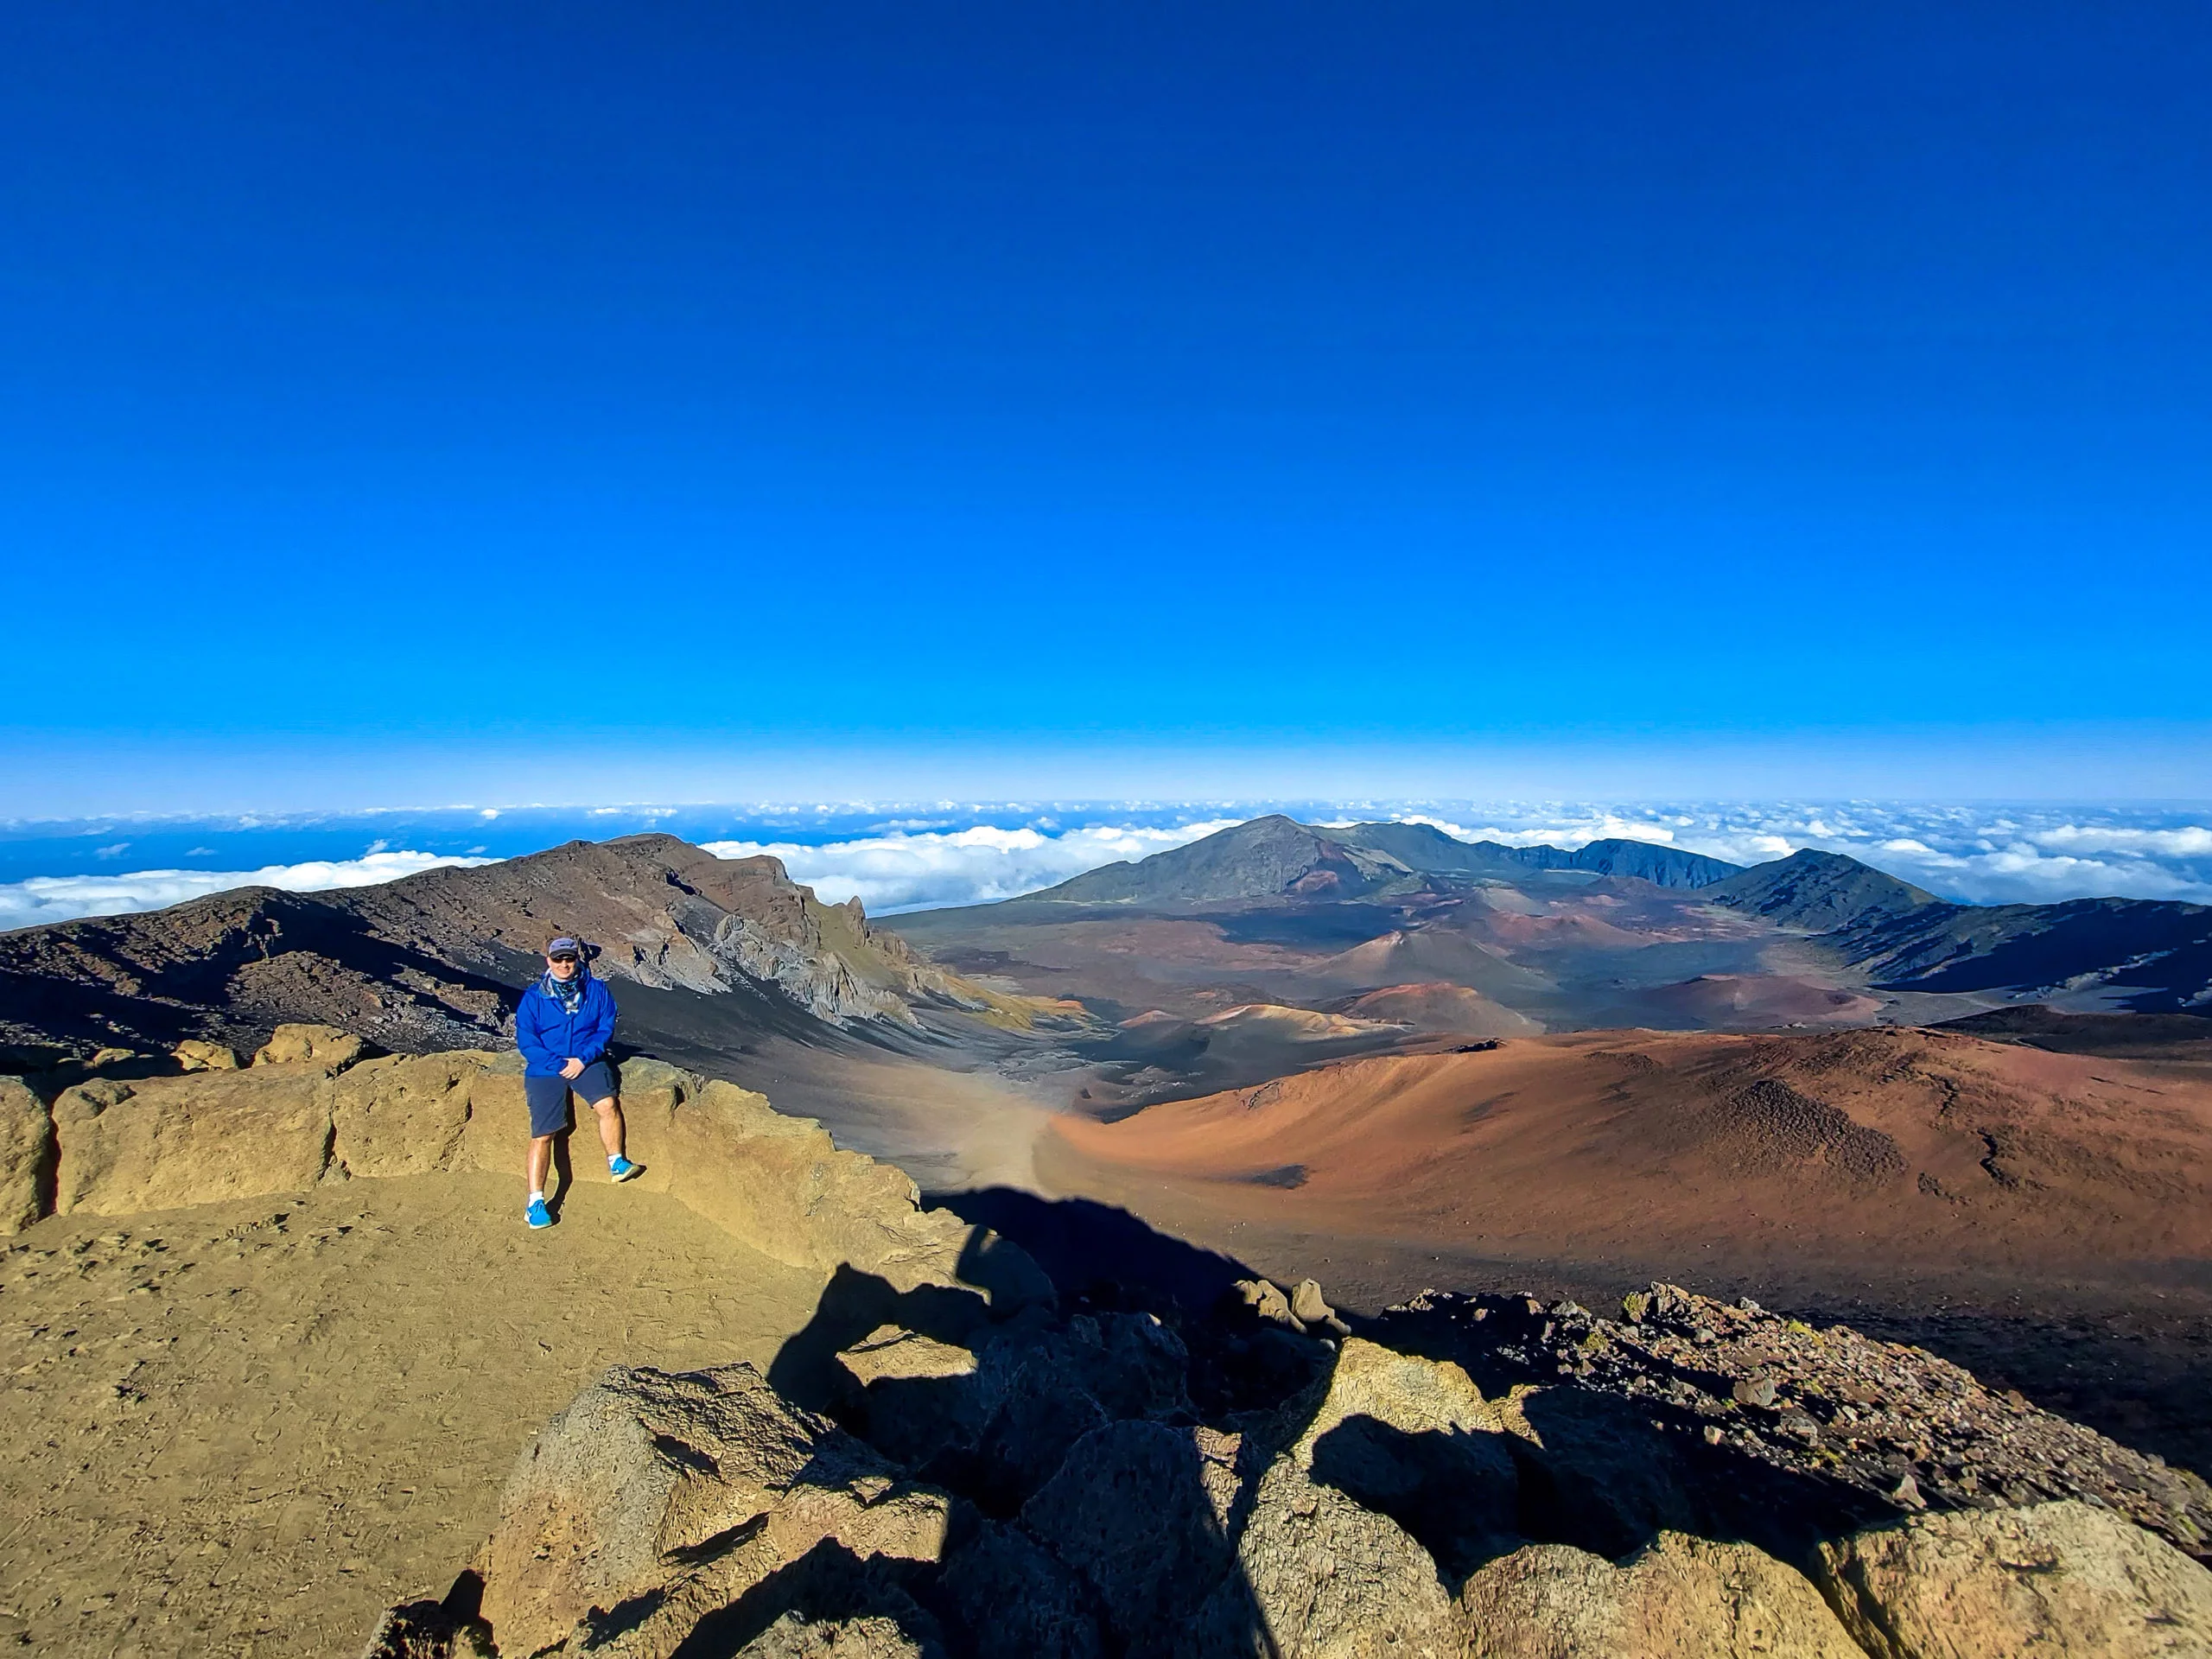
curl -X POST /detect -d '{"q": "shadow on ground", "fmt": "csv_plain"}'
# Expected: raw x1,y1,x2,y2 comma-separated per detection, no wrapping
925,1185,1257,1311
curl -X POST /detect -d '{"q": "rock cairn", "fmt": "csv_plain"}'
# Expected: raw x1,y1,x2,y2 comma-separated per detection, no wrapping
366,1275,2212,1658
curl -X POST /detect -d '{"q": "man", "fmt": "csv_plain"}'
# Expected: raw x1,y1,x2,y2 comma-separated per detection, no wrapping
515,935,643,1230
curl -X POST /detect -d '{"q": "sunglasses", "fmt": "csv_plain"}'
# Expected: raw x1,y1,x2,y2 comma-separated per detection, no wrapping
549,954,579,964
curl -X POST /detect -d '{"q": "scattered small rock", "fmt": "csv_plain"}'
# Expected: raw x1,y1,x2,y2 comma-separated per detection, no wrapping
1732,1376,1778,1409
1290,1277,1348,1333
1235,1277,1306,1333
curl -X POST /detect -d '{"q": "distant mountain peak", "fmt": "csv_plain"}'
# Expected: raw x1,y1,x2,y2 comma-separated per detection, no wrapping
1026,817,1415,906
1327,823,1741,890
1702,849,1940,931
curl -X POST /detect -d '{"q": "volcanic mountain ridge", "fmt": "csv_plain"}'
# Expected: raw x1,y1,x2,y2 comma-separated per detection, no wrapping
899,817,2212,1017
0,835,1057,1072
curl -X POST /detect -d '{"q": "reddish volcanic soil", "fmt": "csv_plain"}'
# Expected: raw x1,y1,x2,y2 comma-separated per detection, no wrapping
1338,981,1544,1037
1037,1026,2212,1469
1639,973,1885,1029
1046,1026,2212,1289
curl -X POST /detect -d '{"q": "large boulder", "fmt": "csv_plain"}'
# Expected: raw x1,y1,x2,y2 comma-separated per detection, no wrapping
251,1022,368,1071
479,1363,950,1658
933,1520,1103,1659
1198,1338,1507,1658
910,1312,1192,1507
1221,1454,1463,1659
480,1363,830,1651
963,1343,1115,1510
172,1039,241,1072
1811,1499,2212,1658
1059,1310,1192,1421
1021,1421,1243,1654
836,1324,987,1468
1290,1338,1520,1580
329,1051,498,1179
50,1071,334,1216
0,1077,52,1234
660,1080,1049,1306
1459,1533,1863,1657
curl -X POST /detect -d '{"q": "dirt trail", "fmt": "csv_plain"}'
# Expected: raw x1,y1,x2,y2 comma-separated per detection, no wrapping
0,1173,827,1658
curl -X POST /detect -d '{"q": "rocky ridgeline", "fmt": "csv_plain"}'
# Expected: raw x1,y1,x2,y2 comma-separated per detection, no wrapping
366,1271,2212,1657
1373,1284,2211,1559
0,835,1048,1065
0,1027,1048,1309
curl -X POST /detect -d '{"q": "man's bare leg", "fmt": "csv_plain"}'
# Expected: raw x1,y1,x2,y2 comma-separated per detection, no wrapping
589,1096,626,1163
528,1134,554,1196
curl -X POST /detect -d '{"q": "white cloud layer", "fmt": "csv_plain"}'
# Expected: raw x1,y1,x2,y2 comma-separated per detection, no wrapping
6,803,2207,933
702,821,1242,912
0,850,497,931
1359,804,2212,906
712,804,2212,913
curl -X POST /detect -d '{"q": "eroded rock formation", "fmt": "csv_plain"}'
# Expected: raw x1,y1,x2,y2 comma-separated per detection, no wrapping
366,1271,2212,1657
0,1027,1050,1306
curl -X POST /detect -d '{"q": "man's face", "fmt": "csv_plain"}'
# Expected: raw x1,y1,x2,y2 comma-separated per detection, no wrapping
547,954,579,980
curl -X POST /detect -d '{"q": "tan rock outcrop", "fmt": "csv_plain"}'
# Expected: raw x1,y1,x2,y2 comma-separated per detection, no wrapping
1275,1338,1522,1579
658,1079,1041,1300
1224,1458,1463,1658
837,1325,979,1390
52,1071,334,1217
329,1051,497,1179
372,1262,2212,1659
481,1363,830,1653
252,1022,368,1071
1197,1340,1509,1659
1293,1337,1504,1450
933,1520,1102,1659
172,1039,241,1071
358,1598,495,1658
480,1363,951,1659
0,1077,53,1234
1812,1498,2212,1658
1460,1534,1863,1657
24,1048,1045,1315
1020,1420,1245,1655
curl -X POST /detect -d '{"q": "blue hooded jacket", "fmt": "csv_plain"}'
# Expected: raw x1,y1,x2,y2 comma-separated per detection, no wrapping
515,970,617,1077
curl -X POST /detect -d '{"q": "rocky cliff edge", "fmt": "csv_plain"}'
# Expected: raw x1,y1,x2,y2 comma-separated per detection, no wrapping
0,1026,1050,1306
362,1276,2212,1659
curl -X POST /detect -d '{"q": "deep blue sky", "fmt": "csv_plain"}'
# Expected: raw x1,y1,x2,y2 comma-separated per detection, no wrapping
3,3,2208,810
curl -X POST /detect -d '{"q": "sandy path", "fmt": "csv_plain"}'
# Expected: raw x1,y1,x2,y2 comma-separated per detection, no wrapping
0,1173,829,1658
741,1045,1057,1192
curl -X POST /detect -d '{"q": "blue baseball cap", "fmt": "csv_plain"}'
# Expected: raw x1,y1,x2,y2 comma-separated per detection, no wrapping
546,937,584,958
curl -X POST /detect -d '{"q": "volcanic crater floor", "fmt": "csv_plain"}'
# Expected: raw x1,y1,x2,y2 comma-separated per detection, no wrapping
0,1173,827,1658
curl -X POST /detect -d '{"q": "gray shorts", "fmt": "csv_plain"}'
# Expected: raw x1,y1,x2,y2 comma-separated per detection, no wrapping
524,1061,616,1137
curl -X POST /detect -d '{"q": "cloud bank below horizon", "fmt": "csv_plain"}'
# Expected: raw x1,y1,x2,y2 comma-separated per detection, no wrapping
2,802,2209,930
699,820,1244,912
0,849,496,931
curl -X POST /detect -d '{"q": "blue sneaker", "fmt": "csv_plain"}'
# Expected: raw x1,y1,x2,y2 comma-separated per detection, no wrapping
525,1197,552,1230
608,1156,645,1184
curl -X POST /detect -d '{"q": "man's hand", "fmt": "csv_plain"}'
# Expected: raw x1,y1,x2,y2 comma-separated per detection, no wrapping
561,1058,584,1080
